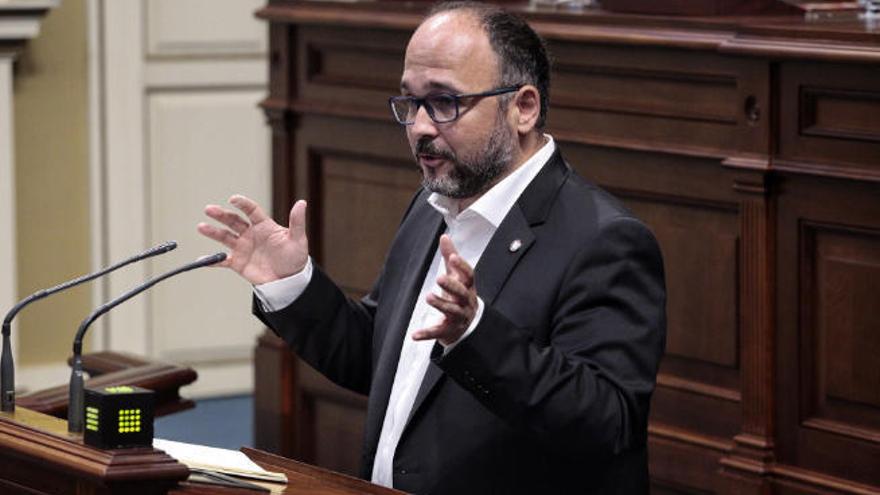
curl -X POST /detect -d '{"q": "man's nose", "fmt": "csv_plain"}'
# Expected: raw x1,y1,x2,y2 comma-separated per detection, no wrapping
409,104,438,138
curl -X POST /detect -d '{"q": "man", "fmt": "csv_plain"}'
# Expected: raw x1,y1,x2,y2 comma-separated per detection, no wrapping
199,2,665,493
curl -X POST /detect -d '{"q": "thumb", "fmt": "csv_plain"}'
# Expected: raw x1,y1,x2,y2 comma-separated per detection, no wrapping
288,200,308,240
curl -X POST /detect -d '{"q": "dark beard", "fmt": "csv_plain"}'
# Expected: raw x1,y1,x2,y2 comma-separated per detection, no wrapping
415,116,514,199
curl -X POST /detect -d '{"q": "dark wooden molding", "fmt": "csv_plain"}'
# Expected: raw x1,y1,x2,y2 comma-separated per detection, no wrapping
799,86,880,143
18,352,197,418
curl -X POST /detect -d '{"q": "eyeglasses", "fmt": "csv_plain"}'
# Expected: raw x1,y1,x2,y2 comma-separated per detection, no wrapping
388,85,522,125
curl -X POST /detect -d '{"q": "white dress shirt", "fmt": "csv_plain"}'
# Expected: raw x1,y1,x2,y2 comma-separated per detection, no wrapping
254,135,556,488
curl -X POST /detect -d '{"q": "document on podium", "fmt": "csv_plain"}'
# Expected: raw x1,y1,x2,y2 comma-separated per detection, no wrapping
154,438,288,484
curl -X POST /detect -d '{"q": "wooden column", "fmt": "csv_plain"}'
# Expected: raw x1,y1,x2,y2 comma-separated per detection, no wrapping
721,161,776,493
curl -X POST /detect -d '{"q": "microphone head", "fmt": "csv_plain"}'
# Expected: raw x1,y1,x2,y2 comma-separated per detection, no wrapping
154,240,178,253
196,252,227,265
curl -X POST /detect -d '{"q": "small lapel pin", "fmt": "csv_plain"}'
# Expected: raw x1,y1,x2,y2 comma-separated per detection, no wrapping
509,239,522,253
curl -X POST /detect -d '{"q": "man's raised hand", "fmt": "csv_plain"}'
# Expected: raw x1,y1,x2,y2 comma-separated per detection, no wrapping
413,235,478,346
197,195,309,285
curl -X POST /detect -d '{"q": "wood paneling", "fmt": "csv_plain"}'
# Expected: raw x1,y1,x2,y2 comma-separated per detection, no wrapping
311,150,419,294
801,88,880,143
778,62,880,181
808,227,880,428
297,26,406,117
634,198,740,367
547,42,769,156
777,174,880,489
302,362,367,476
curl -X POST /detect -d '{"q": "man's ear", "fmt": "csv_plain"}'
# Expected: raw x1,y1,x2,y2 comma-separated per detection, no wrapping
514,85,541,134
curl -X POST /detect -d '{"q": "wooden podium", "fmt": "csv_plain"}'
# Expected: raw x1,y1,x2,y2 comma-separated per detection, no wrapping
0,407,188,494
0,352,401,494
0,408,404,495
0,407,406,495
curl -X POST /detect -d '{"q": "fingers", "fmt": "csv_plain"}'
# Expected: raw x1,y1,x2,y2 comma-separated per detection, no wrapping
414,273,477,343
448,253,474,287
438,235,474,287
426,292,472,320
204,204,250,235
440,240,474,287
412,322,445,341
440,234,474,287
197,222,239,251
439,234,457,272
434,273,470,305
288,200,307,240
229,194,269,225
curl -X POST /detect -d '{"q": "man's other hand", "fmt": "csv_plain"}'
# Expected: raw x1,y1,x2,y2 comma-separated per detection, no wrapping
413,234,479,346
197,195,309,285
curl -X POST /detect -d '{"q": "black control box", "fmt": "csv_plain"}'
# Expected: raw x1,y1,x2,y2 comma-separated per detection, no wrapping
83,385,154,449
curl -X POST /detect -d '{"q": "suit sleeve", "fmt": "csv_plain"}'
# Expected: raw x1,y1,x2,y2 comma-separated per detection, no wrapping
253,265,381,395
433,216,666,457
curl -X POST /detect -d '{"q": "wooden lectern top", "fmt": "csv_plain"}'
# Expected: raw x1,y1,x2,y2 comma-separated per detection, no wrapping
171,447,405,495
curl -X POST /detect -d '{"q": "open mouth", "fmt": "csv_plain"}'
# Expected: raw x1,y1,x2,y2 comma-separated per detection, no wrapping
418,153,448,169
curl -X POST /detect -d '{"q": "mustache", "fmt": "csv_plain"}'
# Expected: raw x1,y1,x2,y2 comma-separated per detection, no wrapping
415,138,454,160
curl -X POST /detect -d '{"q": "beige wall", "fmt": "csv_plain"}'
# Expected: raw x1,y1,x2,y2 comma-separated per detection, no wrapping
13,0,90,368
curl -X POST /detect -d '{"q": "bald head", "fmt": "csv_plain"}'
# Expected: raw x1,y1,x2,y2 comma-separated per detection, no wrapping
403,10,498,97
422,2,551,129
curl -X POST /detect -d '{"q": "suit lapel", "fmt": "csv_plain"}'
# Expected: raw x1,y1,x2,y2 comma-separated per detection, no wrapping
362,203,444,459
402,152,570,430
473,207,535,306
404,207,534,426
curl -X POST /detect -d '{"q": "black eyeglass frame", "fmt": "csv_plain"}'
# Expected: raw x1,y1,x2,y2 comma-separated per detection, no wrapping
388,85,523,125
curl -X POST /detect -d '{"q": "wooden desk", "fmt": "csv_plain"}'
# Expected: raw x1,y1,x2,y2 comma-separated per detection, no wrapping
172,448,403,495
254,1,880,494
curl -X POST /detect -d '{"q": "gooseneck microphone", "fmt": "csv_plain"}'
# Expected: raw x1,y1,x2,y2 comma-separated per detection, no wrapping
0,241,178,412
67,252,226,433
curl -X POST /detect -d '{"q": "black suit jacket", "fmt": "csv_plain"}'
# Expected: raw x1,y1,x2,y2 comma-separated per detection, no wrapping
255,150,666,494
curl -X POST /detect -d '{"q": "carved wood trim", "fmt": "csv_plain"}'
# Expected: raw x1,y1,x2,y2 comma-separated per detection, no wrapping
267,101,769,166
722,156,770,172
771,463,880,495
554,64,739,125
719,170,776,485
799,86,880,143
801,418,880,444
657,374,741,403
773,158,880,183
18,353,197,418
649,422,734,452
605,186,739,214
720,37,880,64
304,40,403,91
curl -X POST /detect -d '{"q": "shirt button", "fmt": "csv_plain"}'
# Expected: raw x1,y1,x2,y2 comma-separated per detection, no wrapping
399,469,407,475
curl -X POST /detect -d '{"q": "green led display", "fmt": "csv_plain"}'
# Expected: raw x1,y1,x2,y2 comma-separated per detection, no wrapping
117,408,142,433
86,406,100,432
105,386,134,394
